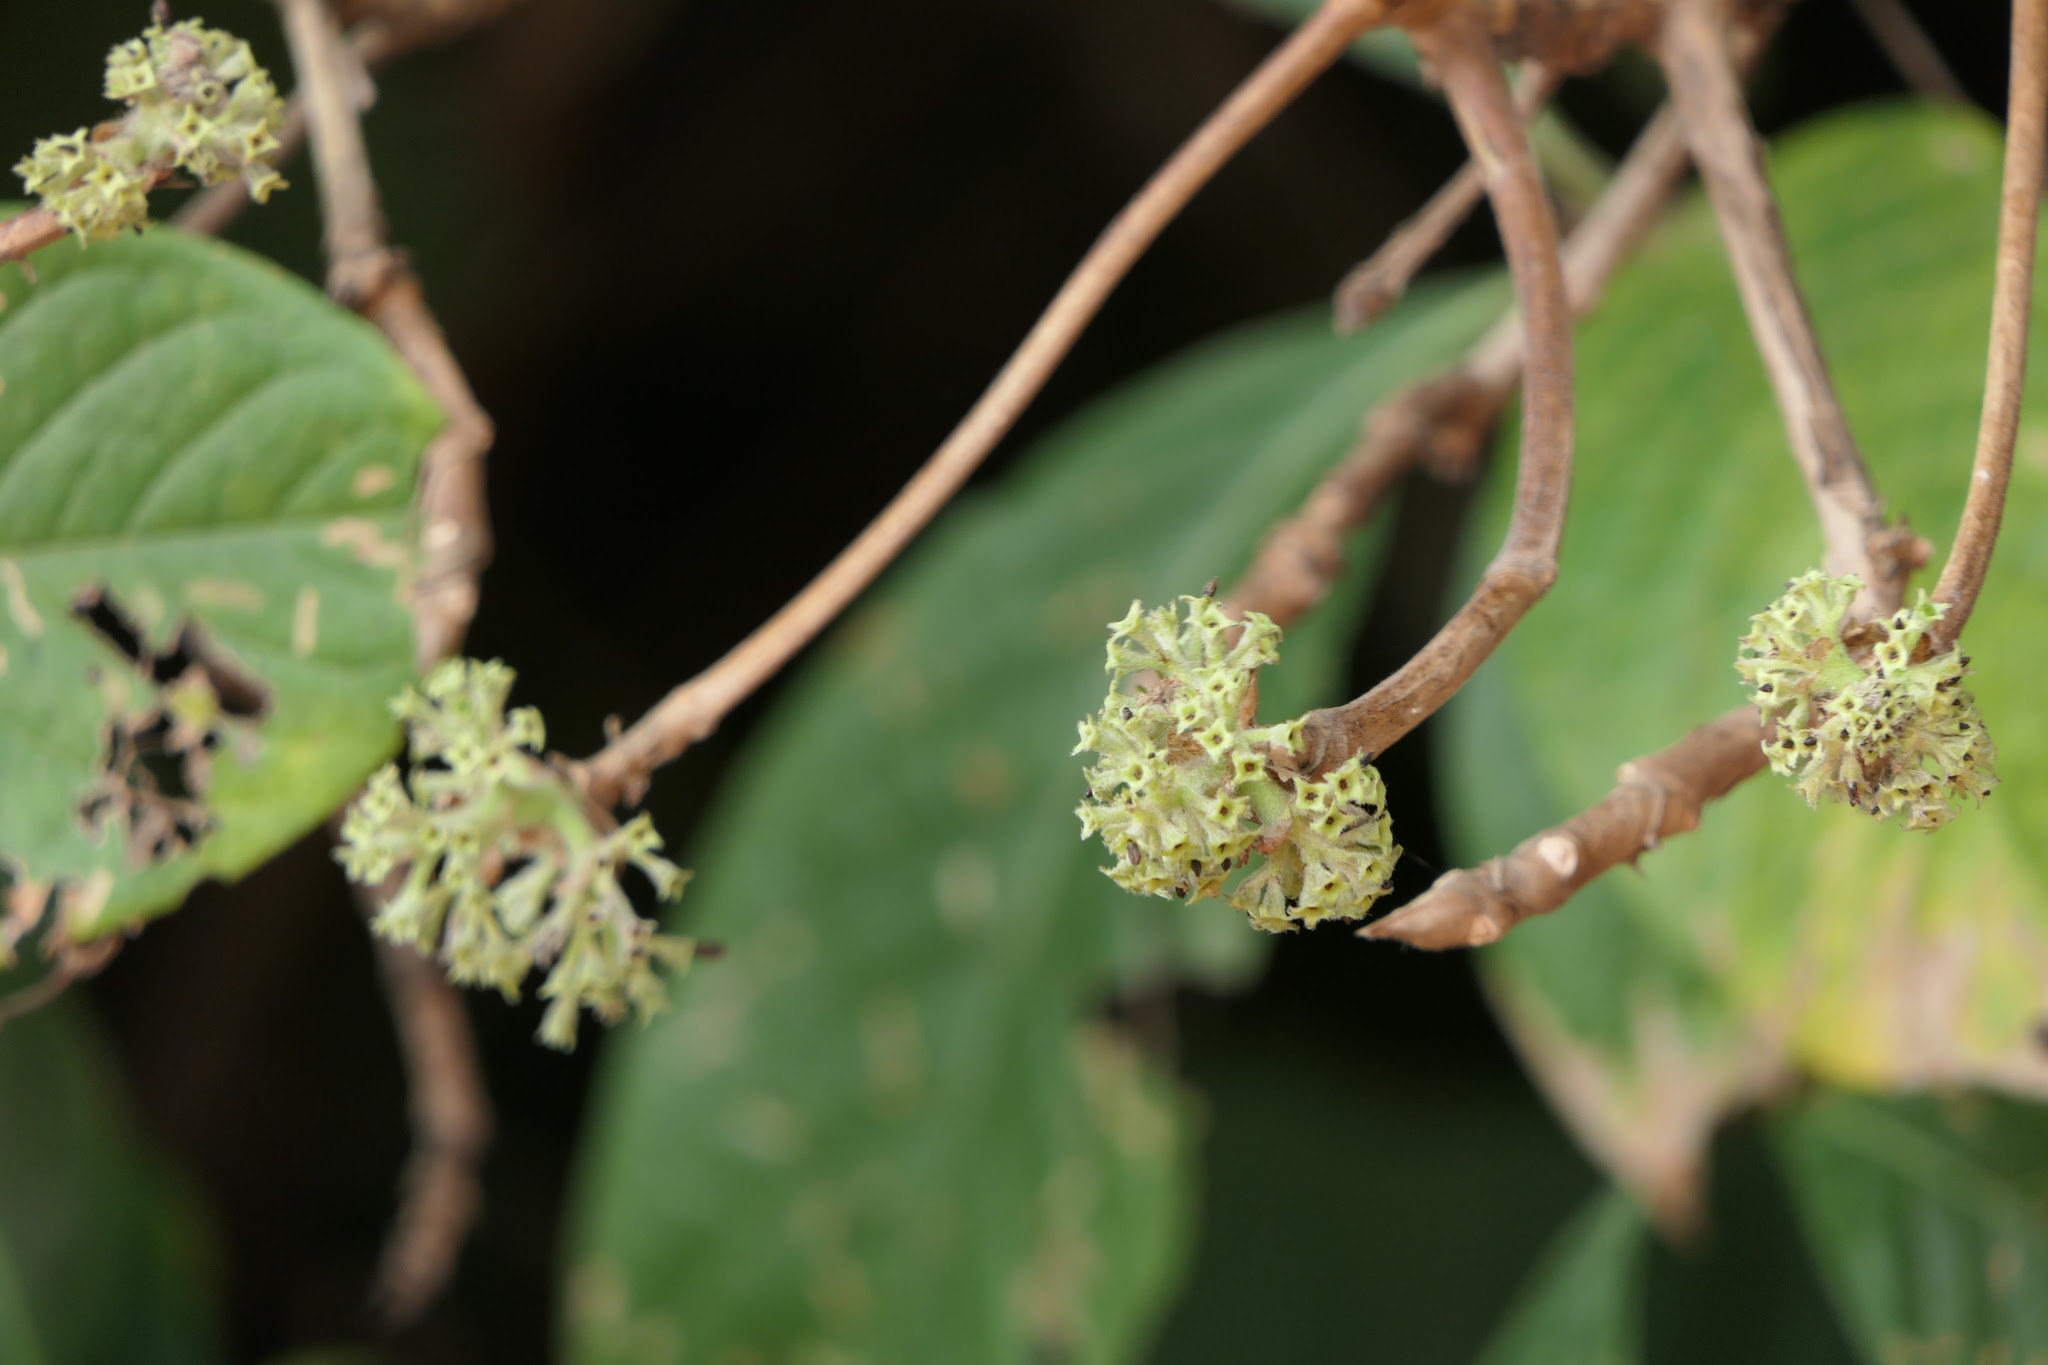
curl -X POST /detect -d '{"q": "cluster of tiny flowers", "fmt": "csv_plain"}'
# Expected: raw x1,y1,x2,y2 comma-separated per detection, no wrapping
1736,569,1995,831
16,19,286,242
336,659,696,1050
1073,595,1399,932
1230,721,1397,932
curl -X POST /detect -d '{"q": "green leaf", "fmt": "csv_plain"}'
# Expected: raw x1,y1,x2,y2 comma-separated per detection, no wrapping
0,999,218,1364
1775,1091,2048,1365
0,227,440,934
563,277,1508,1364
1474,1187,1646,1365
1439,101,2048,1211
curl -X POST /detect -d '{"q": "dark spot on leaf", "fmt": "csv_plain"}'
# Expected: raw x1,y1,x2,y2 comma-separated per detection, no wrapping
70,583,274,868
150,623,268,718
70,585,146,664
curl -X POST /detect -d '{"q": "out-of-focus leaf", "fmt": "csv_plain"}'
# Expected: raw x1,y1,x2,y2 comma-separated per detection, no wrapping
564,277,1508,1364
1148,1029,1599,1365
0,226,439,935
1474,1187,1646,1365
1439,101,2048,1214
0,1000,216,1364
1776,1091,2048,1365
0,1235,48,1365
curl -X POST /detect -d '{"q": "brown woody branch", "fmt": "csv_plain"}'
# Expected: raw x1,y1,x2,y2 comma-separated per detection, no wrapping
1846,0,1967,104
1659,0,1912,616
0,207,69,267
1333,62,1561,334
1231,95,1698,626
0,167,176,267
1278,12,1574,781
363,883,494,1325
1363,709,1766,949
1231,11,1790,629
574,0,1392,810
1927,0,2046,650
279,0,494,669
279,0,494,1323
1311,15,1789,952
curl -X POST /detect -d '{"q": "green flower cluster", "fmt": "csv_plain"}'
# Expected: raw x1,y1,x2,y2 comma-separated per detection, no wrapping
1736,569,1995,831
16,19,286,242
1073,595,1399,932
1231,723,1396,932
337,659,696,1050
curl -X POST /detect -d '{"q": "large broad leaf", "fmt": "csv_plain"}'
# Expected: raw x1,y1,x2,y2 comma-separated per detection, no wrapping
0,1000,217,1364
1474,1187,1646,1365
1775,1091,2048,1365
1439,102,2048,1213
563,278,1507,1364
0,227,439,934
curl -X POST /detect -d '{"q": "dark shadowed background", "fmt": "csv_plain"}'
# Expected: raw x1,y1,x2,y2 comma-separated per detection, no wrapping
0,0,2015,1360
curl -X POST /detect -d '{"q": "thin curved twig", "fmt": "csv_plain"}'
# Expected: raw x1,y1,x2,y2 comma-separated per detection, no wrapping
1659,0,1912,617
279,0,495,1323
575,0,1392,810
1846,0,1968,104
1360,2,2018,956
0,207,68,267
1363,709,1766,948
1282,10,1575,781
1232,96,1697,625
279,0,494,671
1233,11,1788,628
363,888,494,1325
1333,62,1561,334
1928,0,2046,651
0,165,176,267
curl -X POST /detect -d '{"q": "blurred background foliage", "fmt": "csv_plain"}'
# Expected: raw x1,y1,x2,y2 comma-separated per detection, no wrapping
0,0,2034,1362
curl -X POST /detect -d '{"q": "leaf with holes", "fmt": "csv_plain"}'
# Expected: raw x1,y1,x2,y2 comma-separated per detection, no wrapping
1440,103,2048,1217
1775,1091,2048,1365
0,227,439,941
563,279,1507,1365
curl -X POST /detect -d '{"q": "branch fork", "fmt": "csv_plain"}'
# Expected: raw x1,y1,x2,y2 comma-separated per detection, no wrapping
1367,0,2043,952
